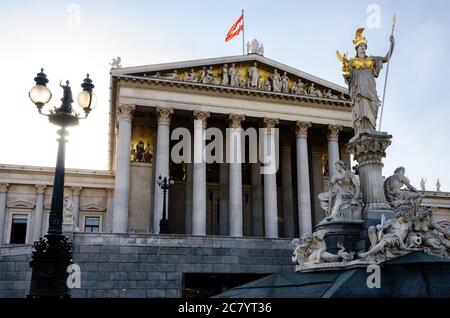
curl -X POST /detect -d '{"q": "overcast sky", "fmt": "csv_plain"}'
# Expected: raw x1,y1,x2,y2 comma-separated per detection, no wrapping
0,0,449,191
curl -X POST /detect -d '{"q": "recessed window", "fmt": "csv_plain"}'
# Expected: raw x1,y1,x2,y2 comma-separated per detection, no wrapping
84,217,100,233
10,215,28,244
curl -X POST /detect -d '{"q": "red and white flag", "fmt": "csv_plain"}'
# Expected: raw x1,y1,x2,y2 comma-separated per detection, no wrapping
225,14,244,42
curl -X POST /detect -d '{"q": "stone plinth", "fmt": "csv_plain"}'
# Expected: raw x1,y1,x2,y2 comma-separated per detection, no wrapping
347,132,395,248
316,220,363,254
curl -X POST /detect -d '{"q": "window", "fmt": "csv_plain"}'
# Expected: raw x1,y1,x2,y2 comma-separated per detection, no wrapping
84,217,100,233
10,214,28,244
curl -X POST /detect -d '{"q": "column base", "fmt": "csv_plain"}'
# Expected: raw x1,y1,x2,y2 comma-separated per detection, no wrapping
316,220,363,255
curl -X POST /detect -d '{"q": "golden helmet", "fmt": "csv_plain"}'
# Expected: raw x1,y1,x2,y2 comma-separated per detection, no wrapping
353,28,368,48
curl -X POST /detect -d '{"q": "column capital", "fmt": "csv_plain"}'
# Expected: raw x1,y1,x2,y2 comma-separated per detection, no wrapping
295,121,311,137
156,107,174,125
117,104,136,123
71,186,82,196
228,114,245,128
327,125,343,141
281,137,294,152
0,183,9,193
193,111,210,128
35,184,47,194
262,118,279,129
106,189,114,198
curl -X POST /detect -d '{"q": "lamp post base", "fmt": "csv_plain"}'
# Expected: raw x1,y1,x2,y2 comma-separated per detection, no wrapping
28,234,73,298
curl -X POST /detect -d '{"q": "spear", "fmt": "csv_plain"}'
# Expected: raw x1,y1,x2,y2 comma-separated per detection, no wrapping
378,14,397,131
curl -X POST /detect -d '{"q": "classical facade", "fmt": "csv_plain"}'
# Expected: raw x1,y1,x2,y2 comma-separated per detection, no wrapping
1,53,449,297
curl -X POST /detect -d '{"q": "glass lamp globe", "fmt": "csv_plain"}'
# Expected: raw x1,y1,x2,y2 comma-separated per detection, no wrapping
77,91,97,111
29,69,52,109
29,85,52,107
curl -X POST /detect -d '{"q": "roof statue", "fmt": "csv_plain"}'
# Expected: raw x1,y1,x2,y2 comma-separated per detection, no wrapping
247,39,264,55
109,56,122,69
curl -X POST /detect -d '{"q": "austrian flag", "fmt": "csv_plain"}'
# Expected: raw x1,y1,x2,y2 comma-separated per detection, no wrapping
225,14,244,42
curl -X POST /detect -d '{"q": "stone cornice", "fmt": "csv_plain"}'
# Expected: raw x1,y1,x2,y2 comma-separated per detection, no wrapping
117,104,136,123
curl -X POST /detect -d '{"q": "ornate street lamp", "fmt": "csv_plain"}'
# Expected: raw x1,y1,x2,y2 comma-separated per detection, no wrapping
27,69,97,298
157,175,174,234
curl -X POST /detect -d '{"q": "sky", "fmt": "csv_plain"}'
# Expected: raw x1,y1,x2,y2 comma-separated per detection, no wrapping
0,0,449,191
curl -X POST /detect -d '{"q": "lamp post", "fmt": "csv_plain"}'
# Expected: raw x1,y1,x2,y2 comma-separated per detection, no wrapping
27,69,97,298
157,175,174,234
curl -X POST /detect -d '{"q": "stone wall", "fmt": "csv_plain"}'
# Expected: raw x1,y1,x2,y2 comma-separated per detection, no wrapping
0,245,32,298
0,233,292,298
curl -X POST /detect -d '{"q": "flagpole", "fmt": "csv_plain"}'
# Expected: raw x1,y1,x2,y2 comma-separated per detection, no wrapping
242,9,245,55
378,14,396,131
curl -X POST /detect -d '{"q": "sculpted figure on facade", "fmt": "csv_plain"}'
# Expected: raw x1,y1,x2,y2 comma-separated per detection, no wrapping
411,207,450,257
384,167,421,208
221,64,229,86
229,63,239,87
359,208,412,261
271,69,282,92
247,62,260,88
290,79,305,95
308,83,323,98
436,178,441,192
291,230,354,265
318,160,362,221
281,72,289,93
164,70,179,80
360,200,450,261
63,195,73,225
184,69,197,82
338,28,395,135
263,78,272,91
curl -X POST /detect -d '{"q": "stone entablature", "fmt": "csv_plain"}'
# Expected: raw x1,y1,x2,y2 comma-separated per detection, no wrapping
112,54,350,102
0,164,114,189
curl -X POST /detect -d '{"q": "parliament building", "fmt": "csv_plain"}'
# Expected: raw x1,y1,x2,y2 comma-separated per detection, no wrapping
0,52,449,297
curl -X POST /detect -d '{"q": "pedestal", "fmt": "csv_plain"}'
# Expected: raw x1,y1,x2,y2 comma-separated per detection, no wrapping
316,220,363,254
347,132,395,249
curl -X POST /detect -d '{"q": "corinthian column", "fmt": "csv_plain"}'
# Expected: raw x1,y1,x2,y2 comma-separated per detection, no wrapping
281,139,294,238
106,189,114,232
327,125,343,177
228,114,245,237
32,185,46,242
112,104,135,233
262,118,279,238
153,107,174,234
71,186,82,230
0,183,9,245
192,111,210,235
295,121,312,236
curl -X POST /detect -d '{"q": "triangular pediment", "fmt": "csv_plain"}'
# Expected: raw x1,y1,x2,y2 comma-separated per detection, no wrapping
7,200,35,209
111,54,350,103
80,204,106,212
